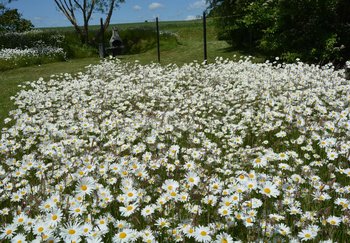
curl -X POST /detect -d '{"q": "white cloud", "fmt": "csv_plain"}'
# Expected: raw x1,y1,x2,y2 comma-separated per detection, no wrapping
149,2,163,10
185,15,197,21
133,5,142,11
188,0,207,10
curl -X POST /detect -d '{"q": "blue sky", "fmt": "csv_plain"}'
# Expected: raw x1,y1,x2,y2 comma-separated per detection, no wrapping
7,0,209,28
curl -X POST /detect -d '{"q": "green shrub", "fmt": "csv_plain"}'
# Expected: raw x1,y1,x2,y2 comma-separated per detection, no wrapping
0,30,64,49
0,30,68,71
60,31,98,58
0,52,66,71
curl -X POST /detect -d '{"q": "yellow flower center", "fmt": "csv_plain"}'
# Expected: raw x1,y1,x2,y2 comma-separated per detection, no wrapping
119,232,127,239
167,185,173,191
6,229,12,235
127,192,134,197
127,205,133,211
18,218,24,223
52,215,58,220
200,231,207,236
81,185,87,191
239,175,245,180
264,188,271,194
68,229,76,235
189,178,195,183
225,202,231,206
170,191,177,197
305,233,311,238
221,239,228,243
189,228,194,233
38,227,44,233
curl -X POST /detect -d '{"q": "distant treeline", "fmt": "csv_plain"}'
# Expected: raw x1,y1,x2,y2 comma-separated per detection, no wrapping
208,0,350,65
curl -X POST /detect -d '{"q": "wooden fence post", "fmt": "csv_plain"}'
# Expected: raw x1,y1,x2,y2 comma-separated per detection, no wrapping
99,18,105,58
203,11,208,64
156,17,161,63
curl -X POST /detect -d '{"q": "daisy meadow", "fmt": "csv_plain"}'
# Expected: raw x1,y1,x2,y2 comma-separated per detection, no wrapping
0,58,350,241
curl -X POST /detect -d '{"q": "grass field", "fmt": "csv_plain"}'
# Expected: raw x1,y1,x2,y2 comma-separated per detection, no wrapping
0,19,263,131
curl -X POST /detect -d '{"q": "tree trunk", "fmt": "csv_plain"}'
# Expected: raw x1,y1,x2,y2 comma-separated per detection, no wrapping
94,0,116,42
103,0,116,31
82,0,89,44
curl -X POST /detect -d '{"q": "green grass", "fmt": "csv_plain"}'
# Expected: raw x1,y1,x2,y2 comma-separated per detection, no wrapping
0,19,265,131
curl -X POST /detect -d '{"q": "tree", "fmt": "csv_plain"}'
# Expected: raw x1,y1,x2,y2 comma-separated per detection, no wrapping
53,0,125,44
0,3,33,32
208,0,350,64
207,0,276,49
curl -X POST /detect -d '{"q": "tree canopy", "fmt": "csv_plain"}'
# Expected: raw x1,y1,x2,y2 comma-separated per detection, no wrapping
0,3,33,32
208,0,350,64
